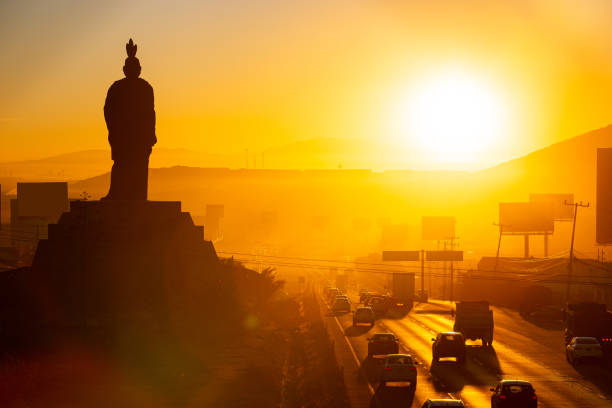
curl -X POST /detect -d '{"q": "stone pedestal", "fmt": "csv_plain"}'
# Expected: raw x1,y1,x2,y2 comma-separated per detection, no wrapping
22,200,218,327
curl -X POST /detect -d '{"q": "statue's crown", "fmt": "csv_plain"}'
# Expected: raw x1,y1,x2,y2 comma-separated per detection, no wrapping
126,38,137,58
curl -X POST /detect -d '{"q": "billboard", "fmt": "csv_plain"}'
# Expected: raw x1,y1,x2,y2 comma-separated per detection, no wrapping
597,148,612,244
382,250,420,261
499,202,554,233
425,250,463,262
17,182,68,218
529,193,574,220
422,216,455,240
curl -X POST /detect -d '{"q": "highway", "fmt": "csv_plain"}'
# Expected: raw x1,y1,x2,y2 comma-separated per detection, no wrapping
321,292,612,407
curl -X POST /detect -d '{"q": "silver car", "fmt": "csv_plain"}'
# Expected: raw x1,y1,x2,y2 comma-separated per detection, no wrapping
566,337,603,364
332,297,351,313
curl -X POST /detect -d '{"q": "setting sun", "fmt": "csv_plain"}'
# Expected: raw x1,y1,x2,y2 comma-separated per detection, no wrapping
391,70,510,163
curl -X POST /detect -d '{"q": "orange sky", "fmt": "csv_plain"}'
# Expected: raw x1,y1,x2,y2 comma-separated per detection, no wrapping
1,0,611,169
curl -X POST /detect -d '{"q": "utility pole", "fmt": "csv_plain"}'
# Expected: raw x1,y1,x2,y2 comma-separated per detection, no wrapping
449,237,455,303
420,249,425,294
443,241,447,300
565,200,590,301
450,260,454,303
493,222,507,272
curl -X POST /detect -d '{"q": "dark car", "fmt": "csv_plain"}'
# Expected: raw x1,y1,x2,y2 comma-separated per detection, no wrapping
360,291,373,303
353,306,375,326
332,297,351,313
367,296,391,316
326,288,340,303
432,332,466,364
490,380,537,408
367,333,400,357
415,289,429,303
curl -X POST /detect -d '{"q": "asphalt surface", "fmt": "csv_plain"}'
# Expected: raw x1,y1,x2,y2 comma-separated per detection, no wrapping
321,292,612,408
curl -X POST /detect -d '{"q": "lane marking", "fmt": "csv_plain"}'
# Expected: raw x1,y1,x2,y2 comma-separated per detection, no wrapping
322,294,376,397
331,314,376,396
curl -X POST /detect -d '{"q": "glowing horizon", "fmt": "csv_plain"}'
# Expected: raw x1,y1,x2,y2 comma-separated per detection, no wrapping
1,0,612,170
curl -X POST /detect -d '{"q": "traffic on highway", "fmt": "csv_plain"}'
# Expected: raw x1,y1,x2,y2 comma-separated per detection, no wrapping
320,280,612,408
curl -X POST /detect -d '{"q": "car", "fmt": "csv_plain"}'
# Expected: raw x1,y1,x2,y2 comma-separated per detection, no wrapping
326,288,340,302
360,290,373,303
365,295,381,306
566,336,603,365
331,297,351,313
363,293,381,305
335,294,350,301
490,380,537,408
380,354,417,388
353,306,375,326
359,287,369,296
415,289,429,303
367,296,391,315
367,333,400,357
432,332,466,364
421,399,465,408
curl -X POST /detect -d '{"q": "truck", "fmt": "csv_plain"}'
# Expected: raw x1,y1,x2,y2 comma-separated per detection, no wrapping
391,273,415,310
565,302,612,355
336,274,348,293
453,301,494,347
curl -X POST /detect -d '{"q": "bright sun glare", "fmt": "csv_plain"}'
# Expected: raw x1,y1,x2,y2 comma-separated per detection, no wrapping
392,71,509,163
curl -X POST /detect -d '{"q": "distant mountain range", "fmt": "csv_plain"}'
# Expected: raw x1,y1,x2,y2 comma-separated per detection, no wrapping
0,137,426,182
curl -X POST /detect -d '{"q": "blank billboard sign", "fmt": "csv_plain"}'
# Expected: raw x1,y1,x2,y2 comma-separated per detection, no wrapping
382,251,420,261
529,193,574,220
422,216,455,240
597,148,612,244
425,250,463,262
17,182,68,218
499,202,554,233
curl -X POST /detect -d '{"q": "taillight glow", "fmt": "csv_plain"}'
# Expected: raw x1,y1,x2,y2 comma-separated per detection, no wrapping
499,395,506,400
532,395,537,400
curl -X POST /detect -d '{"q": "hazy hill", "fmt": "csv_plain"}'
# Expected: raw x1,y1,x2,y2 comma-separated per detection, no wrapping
0,137,410,181
260,137,407,169
0,148,244,180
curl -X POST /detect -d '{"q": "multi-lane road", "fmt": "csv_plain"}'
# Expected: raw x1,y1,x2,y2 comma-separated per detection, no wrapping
321,292,612,407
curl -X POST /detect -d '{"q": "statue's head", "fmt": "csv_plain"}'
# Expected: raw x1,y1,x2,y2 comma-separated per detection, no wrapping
123,38,141,79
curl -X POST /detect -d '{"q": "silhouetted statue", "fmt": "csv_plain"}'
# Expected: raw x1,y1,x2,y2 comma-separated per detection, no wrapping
102,39,156,200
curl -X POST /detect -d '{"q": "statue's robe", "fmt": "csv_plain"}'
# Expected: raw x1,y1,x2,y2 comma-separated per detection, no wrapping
103,77,156,200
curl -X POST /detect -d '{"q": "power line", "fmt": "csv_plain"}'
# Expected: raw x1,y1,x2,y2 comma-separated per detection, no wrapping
218,251,612,280
230,256,612,287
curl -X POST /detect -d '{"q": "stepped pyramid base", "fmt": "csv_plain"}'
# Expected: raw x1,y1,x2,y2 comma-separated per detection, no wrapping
17,200,219,327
